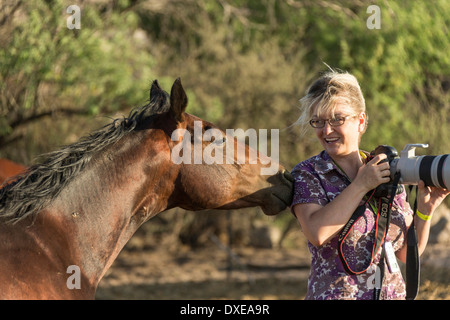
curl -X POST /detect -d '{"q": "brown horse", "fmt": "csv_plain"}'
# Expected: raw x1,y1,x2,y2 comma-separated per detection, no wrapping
0,79,293,299
0,158,27,185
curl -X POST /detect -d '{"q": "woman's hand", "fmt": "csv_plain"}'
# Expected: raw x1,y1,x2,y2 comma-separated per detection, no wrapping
397,181,450,261
417,181,450,216
353,154,391,193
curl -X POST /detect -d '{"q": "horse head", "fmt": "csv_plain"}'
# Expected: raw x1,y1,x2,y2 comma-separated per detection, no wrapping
138,78,293,217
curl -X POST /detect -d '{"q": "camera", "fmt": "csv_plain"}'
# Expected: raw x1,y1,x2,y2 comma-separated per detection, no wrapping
370,144,449,197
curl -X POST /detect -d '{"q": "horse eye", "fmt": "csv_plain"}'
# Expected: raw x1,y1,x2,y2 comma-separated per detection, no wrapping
213,137,226,145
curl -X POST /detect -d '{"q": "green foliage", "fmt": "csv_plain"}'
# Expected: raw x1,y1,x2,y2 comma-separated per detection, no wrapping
284,0,450,154
0,0,154,157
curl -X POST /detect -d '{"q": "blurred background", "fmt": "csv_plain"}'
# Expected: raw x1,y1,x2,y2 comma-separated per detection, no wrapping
0,0,449,299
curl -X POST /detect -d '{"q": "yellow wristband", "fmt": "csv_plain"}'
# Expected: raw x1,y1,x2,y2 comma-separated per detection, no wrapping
416,210,432,221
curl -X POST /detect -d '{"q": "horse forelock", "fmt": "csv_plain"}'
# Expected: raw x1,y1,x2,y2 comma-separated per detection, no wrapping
0,91,172,225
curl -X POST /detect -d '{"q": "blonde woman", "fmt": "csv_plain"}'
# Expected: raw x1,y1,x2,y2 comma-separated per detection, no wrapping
291,69,449,300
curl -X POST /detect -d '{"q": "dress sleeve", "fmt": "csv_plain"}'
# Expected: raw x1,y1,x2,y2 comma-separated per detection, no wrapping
291,164,328,208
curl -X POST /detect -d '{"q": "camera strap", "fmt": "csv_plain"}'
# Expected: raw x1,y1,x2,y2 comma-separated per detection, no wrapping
338,172,401,299
405,185,420,300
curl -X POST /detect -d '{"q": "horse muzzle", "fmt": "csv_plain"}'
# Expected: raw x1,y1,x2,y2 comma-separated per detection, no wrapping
261,169,294,215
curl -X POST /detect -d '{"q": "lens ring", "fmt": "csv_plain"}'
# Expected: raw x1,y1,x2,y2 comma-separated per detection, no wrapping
419,156,436,187
436,155,448,189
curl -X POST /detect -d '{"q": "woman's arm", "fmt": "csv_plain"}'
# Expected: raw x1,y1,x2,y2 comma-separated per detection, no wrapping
293,154,391,247
396,182,449,263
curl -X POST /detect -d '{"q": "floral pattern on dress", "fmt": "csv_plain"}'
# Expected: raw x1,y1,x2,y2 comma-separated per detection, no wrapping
291,150,413,300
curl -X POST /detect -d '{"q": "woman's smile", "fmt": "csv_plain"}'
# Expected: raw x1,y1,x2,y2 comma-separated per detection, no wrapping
324,137,340,144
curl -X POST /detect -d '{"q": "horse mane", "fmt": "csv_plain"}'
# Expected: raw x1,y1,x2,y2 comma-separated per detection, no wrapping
0,82,170,224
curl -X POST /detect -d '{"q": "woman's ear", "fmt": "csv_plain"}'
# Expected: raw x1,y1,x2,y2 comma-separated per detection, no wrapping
358,112,367,133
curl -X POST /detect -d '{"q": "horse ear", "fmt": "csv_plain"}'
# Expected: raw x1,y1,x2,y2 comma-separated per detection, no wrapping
144,79,169,116
150,80,163,101
170,78,187,123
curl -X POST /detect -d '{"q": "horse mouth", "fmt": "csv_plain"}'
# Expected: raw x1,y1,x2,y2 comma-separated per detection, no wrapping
214,170,293,215
260,189,292,216
215,186,292,215
260,170,294,215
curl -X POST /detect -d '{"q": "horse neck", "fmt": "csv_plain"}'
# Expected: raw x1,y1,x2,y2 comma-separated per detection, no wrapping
35,132,175,291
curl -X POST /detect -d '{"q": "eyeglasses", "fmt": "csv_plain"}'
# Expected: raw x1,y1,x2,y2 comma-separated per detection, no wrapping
309,114,358,128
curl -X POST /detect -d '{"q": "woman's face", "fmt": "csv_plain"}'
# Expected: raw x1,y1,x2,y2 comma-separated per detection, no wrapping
312,101,366,159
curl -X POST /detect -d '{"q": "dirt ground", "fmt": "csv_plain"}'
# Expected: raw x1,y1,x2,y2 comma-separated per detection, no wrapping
96,239,449,300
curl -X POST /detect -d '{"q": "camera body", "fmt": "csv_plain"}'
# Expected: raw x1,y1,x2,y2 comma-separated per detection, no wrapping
369,144,449,197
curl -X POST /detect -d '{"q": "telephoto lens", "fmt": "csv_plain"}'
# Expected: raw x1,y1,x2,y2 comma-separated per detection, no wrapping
390,144,449,189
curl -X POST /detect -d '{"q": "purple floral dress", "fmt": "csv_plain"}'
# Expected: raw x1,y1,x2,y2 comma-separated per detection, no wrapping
291,150,413,300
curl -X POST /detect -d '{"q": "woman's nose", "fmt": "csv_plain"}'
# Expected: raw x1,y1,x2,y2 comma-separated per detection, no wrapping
323,122,334,134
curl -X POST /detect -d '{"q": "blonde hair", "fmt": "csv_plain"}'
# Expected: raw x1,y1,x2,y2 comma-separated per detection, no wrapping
296,69,367,133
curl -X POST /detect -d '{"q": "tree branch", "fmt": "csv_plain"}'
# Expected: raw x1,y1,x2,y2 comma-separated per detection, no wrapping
9,108,91,129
